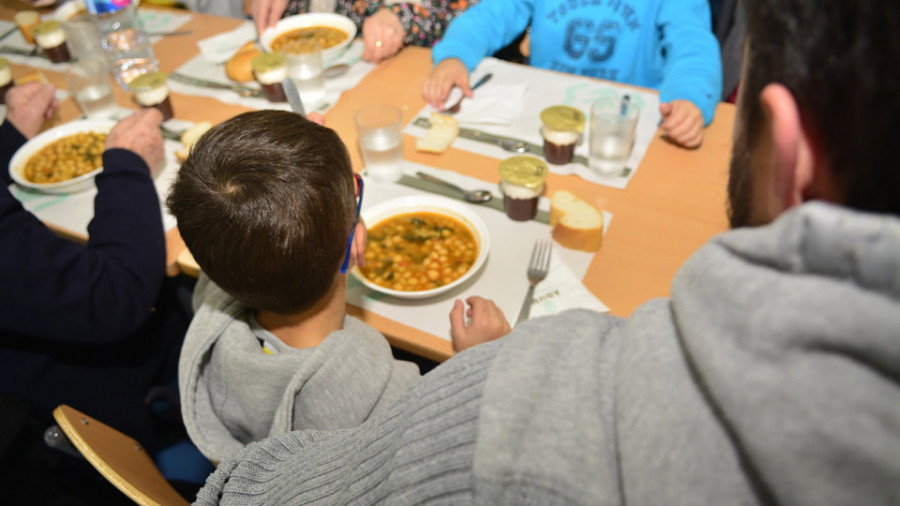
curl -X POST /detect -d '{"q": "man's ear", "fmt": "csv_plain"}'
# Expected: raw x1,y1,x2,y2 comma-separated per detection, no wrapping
758,84,817,208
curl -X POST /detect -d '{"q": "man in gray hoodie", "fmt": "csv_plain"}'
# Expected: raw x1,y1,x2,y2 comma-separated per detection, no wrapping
195,0,900,503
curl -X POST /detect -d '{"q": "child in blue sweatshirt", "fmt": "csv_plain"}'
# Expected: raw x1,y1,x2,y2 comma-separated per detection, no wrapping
423,0,721,148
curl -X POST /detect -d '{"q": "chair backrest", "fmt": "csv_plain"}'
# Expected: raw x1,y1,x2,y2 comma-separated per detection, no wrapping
52,404,190,506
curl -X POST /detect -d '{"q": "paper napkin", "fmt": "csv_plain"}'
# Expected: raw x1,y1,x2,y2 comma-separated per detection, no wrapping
440,81,527,126
197,22,257,64
527,244,609,319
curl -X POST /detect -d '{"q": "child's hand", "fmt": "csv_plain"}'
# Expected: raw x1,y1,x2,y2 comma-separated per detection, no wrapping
350,217,367,268
449,296,511,353
659,99,704,148
423,58,470,111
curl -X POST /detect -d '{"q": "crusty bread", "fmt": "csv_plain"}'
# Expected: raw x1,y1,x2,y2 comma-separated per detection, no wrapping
15,11,39,45
17,70,49,85
550,190,604,252
416,113,459,154
175,121,212,163
224,41,260,83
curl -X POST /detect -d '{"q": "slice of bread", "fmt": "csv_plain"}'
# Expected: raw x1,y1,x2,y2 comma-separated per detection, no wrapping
15,11,40,45
175,121,212,163
550,190,604,252
416,113,458,154
225,41,260,83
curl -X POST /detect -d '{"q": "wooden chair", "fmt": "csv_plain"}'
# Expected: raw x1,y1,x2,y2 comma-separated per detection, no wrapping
51,404,190,506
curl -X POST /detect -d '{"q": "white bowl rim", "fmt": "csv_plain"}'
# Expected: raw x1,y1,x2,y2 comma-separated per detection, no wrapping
351,195,491,299
259,13,357,56
9,118,116,193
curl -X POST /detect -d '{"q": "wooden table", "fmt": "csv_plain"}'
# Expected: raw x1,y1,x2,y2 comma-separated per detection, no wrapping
1,6,733,362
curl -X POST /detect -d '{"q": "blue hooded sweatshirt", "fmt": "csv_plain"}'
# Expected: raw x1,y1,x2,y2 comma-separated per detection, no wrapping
432,0,722,124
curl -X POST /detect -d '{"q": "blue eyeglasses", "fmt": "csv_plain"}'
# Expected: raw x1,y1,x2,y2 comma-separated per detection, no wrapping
340,173,364,274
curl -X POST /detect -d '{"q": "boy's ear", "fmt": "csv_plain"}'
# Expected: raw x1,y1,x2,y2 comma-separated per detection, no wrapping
758,84,818,209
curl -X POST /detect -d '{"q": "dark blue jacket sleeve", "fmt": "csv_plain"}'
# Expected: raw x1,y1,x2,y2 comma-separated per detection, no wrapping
0,121,166,343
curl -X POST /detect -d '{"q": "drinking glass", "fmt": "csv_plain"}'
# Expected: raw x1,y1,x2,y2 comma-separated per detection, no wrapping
64,58,117,119
61,11,103,62
355,104,403,183
287,40,325,107
589,98,640,176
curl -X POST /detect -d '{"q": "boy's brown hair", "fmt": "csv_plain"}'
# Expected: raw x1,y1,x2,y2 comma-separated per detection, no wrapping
168,110,356,314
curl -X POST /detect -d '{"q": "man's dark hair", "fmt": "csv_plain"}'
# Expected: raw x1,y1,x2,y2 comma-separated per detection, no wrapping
167,111,356,314
740,0,900,216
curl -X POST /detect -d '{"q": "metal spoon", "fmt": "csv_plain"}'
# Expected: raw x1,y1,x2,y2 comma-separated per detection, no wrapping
500,139,528,153
323,63,350,79
415,171,493,203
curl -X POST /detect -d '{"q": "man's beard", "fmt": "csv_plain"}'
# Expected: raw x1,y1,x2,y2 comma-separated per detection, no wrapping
727,127,755,229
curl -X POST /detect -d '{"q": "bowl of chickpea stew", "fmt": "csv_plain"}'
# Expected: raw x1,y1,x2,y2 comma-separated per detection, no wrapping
9,119,115,194
260,13,356,61
353,196,490,299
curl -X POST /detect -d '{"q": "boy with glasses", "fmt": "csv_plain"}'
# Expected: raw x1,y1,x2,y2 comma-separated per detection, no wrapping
167,110,420,464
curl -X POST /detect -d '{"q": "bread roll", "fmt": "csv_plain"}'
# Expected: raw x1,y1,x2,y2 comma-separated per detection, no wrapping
416,113,459,154
225,42,260,83
175,121,212,163
550,190,604,252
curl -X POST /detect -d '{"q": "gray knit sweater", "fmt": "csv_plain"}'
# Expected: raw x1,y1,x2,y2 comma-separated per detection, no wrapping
196,203,900,505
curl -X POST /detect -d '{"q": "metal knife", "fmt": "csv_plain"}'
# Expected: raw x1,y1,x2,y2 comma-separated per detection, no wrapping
282,77,306,117
0,45,49,60
169,72,261,98
0,26,19,44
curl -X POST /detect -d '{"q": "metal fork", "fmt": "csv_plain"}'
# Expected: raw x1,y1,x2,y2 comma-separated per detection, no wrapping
515,239,552,325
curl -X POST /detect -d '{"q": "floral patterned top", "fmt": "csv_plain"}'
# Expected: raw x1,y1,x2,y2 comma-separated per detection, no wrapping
283,0,476,46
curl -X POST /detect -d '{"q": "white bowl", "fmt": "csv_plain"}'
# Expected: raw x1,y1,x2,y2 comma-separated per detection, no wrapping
352,196,490,299
260,13,356,61
9,119,115,194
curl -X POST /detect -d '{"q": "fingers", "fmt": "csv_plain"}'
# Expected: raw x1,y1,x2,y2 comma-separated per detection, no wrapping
350,221,367,268
449,299,467,345
466,296,511,335
361,9,405,63
252,0,287,35
6,83,57,139
422,59,469,110
107,108,165,172
307,112,326,125
659,100,704,149
658,101,672,117
449,296,511,353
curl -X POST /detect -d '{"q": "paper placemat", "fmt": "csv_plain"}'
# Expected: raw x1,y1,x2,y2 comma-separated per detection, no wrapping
347,161,611,342
7,117,196,235
0,10,191,71
169,21,375,114
404,58,662,190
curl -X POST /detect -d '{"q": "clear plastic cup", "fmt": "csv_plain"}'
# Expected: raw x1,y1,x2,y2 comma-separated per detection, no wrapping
286,40,325,107
589,98,640,177
65,58,118,118
355,104,403,183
